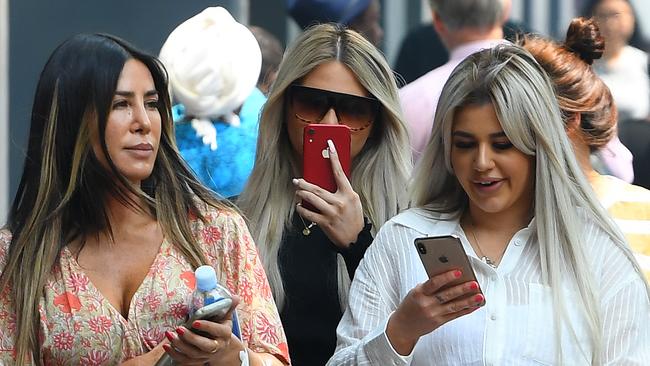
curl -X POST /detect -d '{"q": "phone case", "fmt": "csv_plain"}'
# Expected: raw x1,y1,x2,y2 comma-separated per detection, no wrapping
185,298,233,337
302,124,351,210
414,235,481,292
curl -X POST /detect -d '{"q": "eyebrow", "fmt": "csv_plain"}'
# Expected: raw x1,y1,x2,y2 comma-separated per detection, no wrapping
114,90,159,97
452,131,507,138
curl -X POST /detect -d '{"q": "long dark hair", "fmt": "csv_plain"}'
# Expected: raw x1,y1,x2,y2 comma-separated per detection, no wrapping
1,33,226,363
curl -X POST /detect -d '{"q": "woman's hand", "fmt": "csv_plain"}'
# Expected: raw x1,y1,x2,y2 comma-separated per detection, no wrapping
294,139,364,249
120,340,169,365
386,269,485,355
162,296,245,365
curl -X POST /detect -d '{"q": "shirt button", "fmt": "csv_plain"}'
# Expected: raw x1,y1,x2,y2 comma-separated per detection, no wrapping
514,239,522,246
490,314,497,321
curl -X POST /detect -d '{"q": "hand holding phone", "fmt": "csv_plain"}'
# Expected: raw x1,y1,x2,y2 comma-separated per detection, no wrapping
294,125,364,248
385,235,486,355
155,298,233,366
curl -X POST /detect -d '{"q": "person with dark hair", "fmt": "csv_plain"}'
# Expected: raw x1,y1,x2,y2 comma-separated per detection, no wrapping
400,0,510,163
287,0,383,46
249,25,284,96
522,17,650,280
0,33,289,365
238,23,411,365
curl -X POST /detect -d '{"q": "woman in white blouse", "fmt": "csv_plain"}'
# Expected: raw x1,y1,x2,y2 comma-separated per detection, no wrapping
328,44,650,365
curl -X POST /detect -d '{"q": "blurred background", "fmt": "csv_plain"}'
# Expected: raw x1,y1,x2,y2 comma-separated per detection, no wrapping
1,0,649,222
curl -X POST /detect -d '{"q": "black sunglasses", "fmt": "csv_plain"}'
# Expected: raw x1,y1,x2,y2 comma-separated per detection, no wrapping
288,84,380,132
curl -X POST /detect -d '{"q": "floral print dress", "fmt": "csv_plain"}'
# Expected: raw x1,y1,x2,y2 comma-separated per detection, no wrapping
0,206,289,365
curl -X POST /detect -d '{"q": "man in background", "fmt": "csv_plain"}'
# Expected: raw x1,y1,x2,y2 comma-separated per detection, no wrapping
400,0,510,162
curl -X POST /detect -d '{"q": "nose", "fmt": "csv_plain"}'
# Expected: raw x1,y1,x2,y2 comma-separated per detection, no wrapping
320,107,339,125
131,104,152,134
473,143,495,172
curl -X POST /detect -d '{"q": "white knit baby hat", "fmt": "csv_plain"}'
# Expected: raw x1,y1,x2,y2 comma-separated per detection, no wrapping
159,7,262,149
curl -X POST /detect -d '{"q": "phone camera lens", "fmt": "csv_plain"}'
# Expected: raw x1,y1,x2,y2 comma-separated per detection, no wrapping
308,128,315,135
417,243,427,255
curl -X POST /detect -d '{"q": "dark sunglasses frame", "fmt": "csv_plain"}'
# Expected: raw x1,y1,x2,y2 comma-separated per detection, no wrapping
288,84,380,131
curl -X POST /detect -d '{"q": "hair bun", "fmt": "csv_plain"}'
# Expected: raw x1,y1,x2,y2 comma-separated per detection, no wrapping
564,17,605,65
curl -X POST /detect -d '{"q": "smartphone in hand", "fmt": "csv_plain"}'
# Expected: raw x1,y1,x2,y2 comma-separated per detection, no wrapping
185,297,233,337
414,235,484,297
155,298,233,366
302,124,351,209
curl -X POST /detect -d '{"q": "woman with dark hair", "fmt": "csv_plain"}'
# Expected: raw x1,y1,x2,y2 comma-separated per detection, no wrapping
0,33,289,365
522,17,650,280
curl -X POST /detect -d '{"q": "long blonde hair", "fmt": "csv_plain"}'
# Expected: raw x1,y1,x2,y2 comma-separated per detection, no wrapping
1,33,230,364
238,24,411,309
411,44,649,364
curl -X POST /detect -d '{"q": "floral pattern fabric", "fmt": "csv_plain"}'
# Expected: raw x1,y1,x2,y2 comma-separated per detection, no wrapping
0,206,289,365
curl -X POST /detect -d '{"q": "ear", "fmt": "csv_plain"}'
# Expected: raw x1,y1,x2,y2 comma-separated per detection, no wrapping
501,0,512,23
432,11,447,38
566,113,582,140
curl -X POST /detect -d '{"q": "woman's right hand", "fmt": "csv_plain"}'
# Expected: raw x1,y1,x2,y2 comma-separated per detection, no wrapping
386,269,484,355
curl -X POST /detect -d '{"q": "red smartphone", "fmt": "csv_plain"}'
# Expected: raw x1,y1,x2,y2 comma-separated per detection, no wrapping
414,235,484,298
302,124,351,209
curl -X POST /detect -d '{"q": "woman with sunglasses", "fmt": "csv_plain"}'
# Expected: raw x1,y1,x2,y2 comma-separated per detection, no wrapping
237,23,411,365
328,44,649,365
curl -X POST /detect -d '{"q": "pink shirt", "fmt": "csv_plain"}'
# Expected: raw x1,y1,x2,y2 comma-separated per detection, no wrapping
0,206,289,365
400,39,508,162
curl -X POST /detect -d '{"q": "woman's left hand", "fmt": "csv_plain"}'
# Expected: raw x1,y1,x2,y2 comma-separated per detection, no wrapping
294,139,365,249
163,296,245,365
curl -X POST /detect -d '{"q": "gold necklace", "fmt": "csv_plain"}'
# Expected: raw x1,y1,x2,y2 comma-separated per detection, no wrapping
467,218,500,268
298,214,317,236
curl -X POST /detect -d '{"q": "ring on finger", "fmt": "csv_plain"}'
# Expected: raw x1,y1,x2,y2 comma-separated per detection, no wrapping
208,339,219,354
434,293,445,304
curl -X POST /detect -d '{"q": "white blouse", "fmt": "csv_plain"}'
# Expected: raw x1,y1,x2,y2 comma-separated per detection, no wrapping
328,209,650,365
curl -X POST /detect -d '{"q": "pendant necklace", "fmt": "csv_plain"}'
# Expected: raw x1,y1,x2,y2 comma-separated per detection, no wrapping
468,218,501,269
298,214,317,236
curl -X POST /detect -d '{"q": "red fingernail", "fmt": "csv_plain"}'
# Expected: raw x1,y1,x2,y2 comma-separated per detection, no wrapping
474,294,484,302
176,327,185,336
163,344,171,352
192,321,201,329
454,270,462,278
165,331,174,341
469,282,479,290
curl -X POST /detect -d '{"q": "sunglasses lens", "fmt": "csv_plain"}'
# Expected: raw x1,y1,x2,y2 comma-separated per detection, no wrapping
291,85,378,130
291,87,330,122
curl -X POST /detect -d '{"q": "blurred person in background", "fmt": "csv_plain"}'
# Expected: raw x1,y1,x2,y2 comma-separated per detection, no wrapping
523,17,650,281
400,0,510,163
249,25,284,96
287,0,383,46
160,7,265,198
583,0,650,121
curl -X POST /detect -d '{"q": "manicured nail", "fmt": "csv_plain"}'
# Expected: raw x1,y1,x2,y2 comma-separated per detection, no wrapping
162,344,171,352
176,327,185,336
165,331,174,341
192,321,201,329
454,270,462,278
469,282,479,290
292,178,299,185
474,294,484,303
327,139,337,153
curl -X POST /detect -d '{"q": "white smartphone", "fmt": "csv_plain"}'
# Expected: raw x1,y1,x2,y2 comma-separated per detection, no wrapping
155,298,233,366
